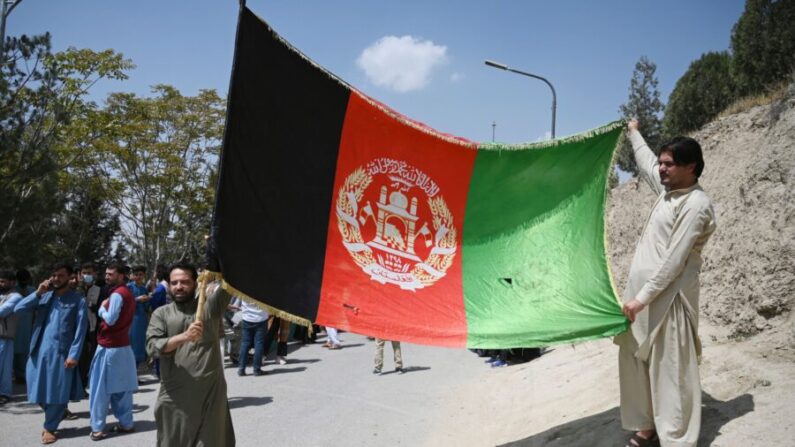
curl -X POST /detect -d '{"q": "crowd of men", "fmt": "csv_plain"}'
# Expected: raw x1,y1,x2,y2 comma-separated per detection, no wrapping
0,260,238,445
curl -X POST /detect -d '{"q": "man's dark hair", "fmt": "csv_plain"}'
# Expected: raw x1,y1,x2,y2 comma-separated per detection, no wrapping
155,264,168,282
0,270,16,281
132,265,147,274
51,261,75,275
169,262,198,282
81,262,96,271
106,262,130,275
659,136,705,178
16,269,32,285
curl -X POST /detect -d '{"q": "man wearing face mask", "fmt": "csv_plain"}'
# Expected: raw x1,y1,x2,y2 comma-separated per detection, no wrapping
0,270,24,405
146,262,235,446
14,262,88,445
78,262,102,394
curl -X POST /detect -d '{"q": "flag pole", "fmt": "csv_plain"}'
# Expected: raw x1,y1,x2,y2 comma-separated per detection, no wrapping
197,0,247,323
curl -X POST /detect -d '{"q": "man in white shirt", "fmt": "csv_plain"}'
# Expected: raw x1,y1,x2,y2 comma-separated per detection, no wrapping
237,299,269,376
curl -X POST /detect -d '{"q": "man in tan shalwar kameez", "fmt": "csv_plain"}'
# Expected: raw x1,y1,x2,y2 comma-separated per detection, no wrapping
146,262,235,447
615,120,716,447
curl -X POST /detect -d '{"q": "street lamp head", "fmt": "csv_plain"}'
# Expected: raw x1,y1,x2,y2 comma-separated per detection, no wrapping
484,60,508,70
483,58,557,139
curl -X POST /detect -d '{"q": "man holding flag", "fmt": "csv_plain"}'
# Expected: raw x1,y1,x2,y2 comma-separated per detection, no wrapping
616,120,716,447
146,262,235,446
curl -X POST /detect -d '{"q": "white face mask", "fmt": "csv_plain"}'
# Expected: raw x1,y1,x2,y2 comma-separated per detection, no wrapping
83,275,94,285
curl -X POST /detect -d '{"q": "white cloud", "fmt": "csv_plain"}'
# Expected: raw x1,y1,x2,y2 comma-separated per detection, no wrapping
450,72,464,82
356,35,447,93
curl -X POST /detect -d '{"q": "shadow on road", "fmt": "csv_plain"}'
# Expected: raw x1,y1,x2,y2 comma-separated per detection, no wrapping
335,343,365,349
497,392,754,447
266,366,307,375
275,358,320,364
132,403,150,413
379,366,431,375
228,395,273,409
0,398,41,415
56,419,157,439
70,410,90,419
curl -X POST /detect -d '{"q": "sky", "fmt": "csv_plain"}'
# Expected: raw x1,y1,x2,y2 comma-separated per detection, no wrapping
9,0,746,144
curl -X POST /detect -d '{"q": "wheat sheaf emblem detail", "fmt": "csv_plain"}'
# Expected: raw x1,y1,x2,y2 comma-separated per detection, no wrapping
335,158,457,291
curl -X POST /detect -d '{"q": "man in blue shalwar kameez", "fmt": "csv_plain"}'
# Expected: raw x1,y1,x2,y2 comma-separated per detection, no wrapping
13,269,35,384
88,263,138,440
127,265,151,368
0,270,24,405
14,262,88,445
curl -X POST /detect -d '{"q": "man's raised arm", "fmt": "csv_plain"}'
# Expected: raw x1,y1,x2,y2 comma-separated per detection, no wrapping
627,120,664,196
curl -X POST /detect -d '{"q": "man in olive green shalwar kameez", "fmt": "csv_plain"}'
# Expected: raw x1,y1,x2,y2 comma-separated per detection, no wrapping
615,121,716,447
146,263,235,447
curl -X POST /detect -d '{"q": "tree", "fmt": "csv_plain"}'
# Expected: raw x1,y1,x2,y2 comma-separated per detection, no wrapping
731,0,795,96
617,56,664,177
91,85,225,272
45,185,120,266
663,51,736,137
0,33,131,269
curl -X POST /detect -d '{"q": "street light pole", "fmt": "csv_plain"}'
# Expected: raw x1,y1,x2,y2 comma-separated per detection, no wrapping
485,59,557,139
1,0,23,61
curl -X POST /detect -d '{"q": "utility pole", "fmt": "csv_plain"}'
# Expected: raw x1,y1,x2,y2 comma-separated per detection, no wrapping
492,121,496,142
1,0,23,61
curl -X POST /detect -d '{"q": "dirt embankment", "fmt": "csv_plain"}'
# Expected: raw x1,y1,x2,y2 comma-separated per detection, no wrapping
607,86,795,345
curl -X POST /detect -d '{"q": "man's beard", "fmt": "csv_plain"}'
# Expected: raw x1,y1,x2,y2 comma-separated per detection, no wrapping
0,286,11,294
171,290,196,303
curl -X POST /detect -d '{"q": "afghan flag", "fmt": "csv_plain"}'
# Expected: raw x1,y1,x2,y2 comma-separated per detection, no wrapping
208,7,629,348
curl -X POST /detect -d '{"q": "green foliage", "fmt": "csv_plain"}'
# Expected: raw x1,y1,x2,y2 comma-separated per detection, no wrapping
0,33,132,270
731,0,795,96
91,85,226,271
663,51,736,137
617,56,664,176
46,186,120,266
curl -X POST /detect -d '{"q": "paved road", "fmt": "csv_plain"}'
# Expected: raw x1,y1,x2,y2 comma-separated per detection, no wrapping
0,332,493,446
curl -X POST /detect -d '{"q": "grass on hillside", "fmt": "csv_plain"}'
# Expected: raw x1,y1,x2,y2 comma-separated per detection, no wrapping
718,78,794,119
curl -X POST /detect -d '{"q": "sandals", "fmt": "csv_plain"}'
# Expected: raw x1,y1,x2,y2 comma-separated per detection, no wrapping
625,433,660,447
90,425,133,441
112,424,135,434
90,431,108,441
41,430,57,445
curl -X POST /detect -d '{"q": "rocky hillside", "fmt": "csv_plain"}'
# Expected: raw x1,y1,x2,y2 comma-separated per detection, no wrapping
607,85,795,344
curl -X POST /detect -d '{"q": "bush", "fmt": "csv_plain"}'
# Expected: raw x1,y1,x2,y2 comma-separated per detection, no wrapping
663,51,736,136
731,0,795,97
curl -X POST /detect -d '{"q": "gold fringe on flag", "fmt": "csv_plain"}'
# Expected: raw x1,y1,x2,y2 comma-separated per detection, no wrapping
196,270,313,332
478,119,626,151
